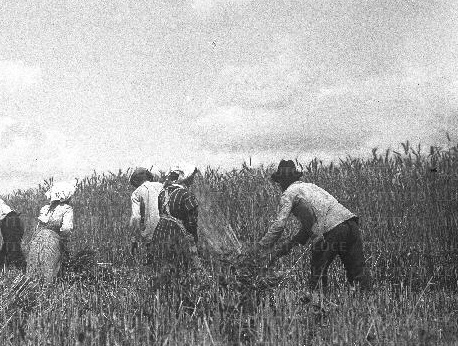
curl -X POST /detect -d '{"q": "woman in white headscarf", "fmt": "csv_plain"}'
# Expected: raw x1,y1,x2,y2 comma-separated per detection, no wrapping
27,181,76,283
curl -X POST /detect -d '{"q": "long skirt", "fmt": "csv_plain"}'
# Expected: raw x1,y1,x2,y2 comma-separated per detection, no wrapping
149,218,199,272
147,218,207,315
27,228,63,283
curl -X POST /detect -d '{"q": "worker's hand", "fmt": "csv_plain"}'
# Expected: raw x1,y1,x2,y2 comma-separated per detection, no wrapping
268,240,297,267
235,242,268,269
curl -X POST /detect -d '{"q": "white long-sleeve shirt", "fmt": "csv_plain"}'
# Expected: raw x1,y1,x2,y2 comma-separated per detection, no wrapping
37,204,74,238
259,181,356,248
130,181,163,241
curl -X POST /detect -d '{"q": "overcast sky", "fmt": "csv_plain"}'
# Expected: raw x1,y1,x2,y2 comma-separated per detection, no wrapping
1,0,458,193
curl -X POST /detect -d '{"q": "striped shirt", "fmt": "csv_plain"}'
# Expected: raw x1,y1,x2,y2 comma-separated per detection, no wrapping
155,184,199,240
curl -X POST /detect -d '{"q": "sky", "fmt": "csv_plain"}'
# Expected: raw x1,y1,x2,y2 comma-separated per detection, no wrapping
1,0,458,193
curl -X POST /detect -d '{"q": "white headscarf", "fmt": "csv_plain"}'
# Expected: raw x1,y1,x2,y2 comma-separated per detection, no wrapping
168,163,197,184
0,199,13,221
149,166,162,181
45,181,77,202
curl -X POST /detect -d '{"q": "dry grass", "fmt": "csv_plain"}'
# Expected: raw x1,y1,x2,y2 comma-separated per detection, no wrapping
0,141,457,345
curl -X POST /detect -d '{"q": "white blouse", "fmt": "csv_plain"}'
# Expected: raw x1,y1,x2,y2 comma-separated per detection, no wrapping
38,204,74,235
130,181,163,241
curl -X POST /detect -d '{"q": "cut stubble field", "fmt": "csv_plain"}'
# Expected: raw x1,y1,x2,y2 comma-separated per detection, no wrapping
1,141,458,345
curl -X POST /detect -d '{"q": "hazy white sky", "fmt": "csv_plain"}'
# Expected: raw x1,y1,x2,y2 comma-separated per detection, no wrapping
1,0,458,192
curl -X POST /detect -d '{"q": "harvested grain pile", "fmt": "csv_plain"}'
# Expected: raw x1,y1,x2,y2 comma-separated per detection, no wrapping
193,180,295,296
0,273,39,330
0,249,114,334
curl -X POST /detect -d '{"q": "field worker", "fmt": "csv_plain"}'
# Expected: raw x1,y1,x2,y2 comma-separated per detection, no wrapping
153,163,201,269
152,164,206,314
256,160,371,292
0,199,26,271
27,181,76,283
129,167,163,258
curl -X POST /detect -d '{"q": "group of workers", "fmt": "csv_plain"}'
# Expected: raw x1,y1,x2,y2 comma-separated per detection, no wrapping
0,159,371,296
0,181,76,283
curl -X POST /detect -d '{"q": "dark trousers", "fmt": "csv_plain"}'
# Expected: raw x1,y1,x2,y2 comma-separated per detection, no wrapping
0,213,26,271
309,218,371,291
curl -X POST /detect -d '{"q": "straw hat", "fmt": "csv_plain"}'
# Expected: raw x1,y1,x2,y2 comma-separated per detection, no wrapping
271,160,303,183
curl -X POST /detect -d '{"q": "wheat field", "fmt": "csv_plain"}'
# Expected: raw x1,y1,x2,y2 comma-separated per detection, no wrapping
1,141,457,345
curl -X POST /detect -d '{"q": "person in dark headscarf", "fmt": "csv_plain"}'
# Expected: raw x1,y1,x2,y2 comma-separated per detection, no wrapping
0,199,26,271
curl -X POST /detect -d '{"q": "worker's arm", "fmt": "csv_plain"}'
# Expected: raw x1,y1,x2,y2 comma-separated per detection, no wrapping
130,190,147,236
37,205,50,224
130,191,141,228
290,199,316,244
267,200,316,266
182,191,199,241
60,207,74,258
60,207,74,237
258,191,294,249
129,191,143,254
59,206,73,261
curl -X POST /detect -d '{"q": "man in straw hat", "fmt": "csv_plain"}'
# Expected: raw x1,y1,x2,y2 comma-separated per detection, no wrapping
129,167,163,260
256,159,371,292
0,199,26,271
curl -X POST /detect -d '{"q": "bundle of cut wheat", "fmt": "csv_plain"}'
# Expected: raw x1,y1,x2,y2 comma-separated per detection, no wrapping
0,249,113,335
0,274,40,333
194,186,242,262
